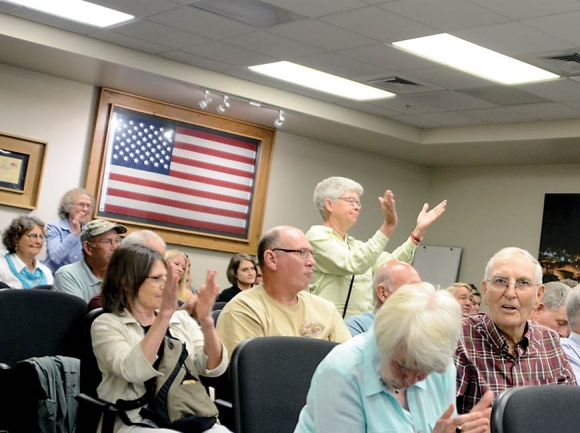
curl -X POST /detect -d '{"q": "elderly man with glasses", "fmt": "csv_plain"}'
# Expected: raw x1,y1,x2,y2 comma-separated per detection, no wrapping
53,219,126,302
454,247,576,415
216,225,351,358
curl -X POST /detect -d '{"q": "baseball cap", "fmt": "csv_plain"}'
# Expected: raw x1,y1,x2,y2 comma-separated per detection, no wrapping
81,219,127,242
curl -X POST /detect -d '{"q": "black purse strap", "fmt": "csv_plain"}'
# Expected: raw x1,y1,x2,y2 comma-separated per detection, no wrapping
342,275,355,319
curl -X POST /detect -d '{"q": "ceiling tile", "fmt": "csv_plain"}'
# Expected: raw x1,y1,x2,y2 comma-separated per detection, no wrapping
295,52,387,78
370,95,447,114
181,41,277,66
339,44,436,71
9,7,98,34
401,66,492,90
416,111,488,127
407,90,497,111
523,11,580,47
268,19,378,52
262,0,368,17
320,6,437,42
458,107,538,123
91,29,171,53
454,22,574,57
90,0,181,17
389,115,443,128
111,19,211,49
339,100,401,117
508,102,580,120
516,79,580,103
379,0,509,32
147,5,255,40
457,86,549,106
160,50,236,72
222,31,323,59
469,0,580,20
0,3,18,13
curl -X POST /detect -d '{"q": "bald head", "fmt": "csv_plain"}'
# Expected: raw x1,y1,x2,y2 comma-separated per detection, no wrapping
372,260,421,311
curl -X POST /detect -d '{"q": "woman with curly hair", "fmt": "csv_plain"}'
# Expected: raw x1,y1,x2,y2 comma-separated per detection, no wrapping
0,215,53,288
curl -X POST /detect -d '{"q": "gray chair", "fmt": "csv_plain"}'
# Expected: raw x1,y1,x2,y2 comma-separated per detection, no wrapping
491,385,580,433
231,336,338,433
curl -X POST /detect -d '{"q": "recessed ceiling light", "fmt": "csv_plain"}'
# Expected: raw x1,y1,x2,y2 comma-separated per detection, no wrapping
392,33,559,85
6,0,134,27
248,61,395,101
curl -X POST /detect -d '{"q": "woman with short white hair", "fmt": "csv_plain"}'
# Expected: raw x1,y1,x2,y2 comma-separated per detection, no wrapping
307,176,446,318
294,283,492,433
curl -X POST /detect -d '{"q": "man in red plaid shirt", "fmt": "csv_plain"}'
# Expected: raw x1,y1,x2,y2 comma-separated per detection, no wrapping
455,247,577,414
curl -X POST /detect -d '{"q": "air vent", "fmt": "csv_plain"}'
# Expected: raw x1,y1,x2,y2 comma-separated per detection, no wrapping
545,53,580,63
366,76,434,94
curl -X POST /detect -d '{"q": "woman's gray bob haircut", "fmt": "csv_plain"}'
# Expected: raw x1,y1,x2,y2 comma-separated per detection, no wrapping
374,282,462,374
312,176,363,220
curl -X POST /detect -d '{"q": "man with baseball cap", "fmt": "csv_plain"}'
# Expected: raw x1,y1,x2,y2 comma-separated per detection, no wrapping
53,219,126,302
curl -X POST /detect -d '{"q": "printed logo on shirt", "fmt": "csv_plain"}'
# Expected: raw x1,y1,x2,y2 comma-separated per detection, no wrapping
300,322,324,337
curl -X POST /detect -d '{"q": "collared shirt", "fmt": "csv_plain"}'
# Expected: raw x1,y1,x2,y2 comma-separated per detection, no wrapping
294,330,457,433
306,225,417,318
43,218,84,274
0,253,53,289
560,331,580,381
455,313,577,414
53,258,101,302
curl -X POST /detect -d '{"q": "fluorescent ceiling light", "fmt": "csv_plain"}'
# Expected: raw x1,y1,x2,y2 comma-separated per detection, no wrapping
248,61,395,101
392,33,559,85
7,0,133,27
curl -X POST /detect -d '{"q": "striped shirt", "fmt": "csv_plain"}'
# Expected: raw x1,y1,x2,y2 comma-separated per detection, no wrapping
454,313,576,414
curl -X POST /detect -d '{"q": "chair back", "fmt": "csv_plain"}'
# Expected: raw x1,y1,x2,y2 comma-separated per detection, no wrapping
212,309,222,325
75,307,105,433
0,289,87,366
491,385,580,433
231,336,338,433
30,284,53,290
213,301,227,311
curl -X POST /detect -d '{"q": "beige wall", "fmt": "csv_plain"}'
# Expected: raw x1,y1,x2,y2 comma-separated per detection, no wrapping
0,63,435,290
428,165,580,293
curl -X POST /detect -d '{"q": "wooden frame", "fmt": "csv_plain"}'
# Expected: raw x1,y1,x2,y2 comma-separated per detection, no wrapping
0,132,46,210
86,88,275,254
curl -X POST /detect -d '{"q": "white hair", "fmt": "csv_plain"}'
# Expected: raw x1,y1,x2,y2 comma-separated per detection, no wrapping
374,282,461,374
484,247,543,290
566,286,580,329
542,281,571,311
312,176,363,220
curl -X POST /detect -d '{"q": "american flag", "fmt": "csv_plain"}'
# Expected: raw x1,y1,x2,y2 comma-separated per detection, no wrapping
97,107,259,238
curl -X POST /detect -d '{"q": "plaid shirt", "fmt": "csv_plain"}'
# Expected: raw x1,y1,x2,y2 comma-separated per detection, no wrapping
454,313,577,414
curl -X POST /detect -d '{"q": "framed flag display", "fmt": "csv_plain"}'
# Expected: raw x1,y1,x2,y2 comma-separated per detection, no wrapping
85,88,275,254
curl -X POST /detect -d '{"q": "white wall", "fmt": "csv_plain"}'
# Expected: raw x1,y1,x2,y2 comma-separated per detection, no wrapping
0,63,434,290
428,165,580,290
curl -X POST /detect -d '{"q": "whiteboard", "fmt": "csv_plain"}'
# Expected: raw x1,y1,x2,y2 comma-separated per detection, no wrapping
411,245,463,289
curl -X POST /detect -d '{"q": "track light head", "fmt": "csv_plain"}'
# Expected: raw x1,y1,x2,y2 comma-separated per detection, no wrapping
274,110,285,127
198,90,212,109
217,95,230,113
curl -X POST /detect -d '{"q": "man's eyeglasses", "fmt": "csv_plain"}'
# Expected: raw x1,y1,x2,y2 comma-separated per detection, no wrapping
337,197,362,208
27,233,46,241
272,248,316,260
487,277,538,291
91,238,122,247
146,275,167,287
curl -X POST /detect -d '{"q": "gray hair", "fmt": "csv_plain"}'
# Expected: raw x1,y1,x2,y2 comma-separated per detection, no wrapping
542,281,571,311
121,230,165,253
58,188,93,219
484,247,543,290
566,286,580,329
257,228,280,269
446,282,472,296
374,282,461,374
312,176,363,220
372,264,396,308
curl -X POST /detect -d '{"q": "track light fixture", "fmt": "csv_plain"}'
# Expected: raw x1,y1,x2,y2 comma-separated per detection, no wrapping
274,110,285,127
217,95,230,114
198,90,212,109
